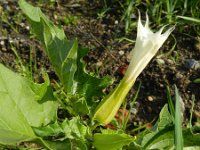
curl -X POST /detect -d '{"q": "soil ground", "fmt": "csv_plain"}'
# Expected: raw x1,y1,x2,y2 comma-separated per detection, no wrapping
0,0,200,129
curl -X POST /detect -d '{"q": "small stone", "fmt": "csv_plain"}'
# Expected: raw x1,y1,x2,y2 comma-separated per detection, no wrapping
20,38,25,42
194,122,200,126
0,40,5,46
8,38,14,43
54,14,58,20
2,47,7,51
156,58,165,65
166,59,174,65
185,59,200,70
114,20,119,25
131,13,137,19
96,61,102,67
138,121,143,126
6,6,10,11
118,50,124,55
0,6,3,14
130,108,137,115
159,84,164,87
175,72,183,79
194,110,200,118
147,96,154,102
19,22,25,27
26,26,30,30
195,37,200,51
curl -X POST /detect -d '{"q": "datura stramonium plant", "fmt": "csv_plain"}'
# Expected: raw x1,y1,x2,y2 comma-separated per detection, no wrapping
93,13,175,125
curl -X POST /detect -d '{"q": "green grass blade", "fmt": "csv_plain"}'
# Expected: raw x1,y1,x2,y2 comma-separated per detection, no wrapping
174,85,184,150
10,44,26,74
177,16,200,24
166,86,175,120
188,95,195,129
123,81,141,130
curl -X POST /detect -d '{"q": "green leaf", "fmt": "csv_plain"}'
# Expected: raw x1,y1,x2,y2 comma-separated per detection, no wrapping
70,139,88,150
142,126,175,149
73,48,113,112
18,0,77,94
135,105,174,149
33,117,90,149
157,104,173,130
93,133,135,150
34,117,89,140
64,48,113,115
39,139,72,150
61,117,90,141
183,126,200,147
166,86,175,120
65,95,90,115
193,78,200,83
128,142,142,150
184,147,200,150
19,0,113,115
137,105,175,149
174,86,184,150
33,121,63,137
0,64,58,145
134,101,200,150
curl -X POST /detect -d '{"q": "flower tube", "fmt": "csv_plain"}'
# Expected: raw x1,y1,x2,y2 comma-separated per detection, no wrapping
93,13,175,125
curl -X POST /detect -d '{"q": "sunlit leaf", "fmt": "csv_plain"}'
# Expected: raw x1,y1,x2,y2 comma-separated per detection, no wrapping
174,86,184,150
33,117,90,150
0,64,58,145
19,0,113,115
93,133,135,150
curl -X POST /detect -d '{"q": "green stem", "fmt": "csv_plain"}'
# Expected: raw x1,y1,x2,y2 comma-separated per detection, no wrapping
93,77,135,125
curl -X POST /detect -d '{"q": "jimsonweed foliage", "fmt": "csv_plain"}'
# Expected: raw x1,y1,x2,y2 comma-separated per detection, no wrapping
0,0,199,149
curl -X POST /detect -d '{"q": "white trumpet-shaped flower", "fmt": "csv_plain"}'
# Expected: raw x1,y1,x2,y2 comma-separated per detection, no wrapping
93,13,175,125
125,14,175,83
